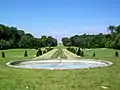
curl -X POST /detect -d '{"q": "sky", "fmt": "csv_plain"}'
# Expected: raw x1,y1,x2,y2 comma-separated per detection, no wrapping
0,0,120,42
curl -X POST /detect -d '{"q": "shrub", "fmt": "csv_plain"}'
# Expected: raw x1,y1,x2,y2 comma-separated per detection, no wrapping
115,51,119,57
38,48,42,55
80,51,84,57
24,50,28,57
67,47,71,51
2,52,5,58
43,50,47,54
46,47,53,52
36,51,39,57
77,48,81,56
71,48,76,54
36,48,42,57
93,52,96,57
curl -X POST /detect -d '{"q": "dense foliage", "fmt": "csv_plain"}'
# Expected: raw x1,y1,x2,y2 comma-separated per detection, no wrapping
62,25,120,49
0,24,58,50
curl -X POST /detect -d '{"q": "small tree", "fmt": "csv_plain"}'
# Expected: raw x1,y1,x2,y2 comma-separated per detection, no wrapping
24,50,28,57
115,51,119,57
2,52,5,58
67,47,71,51
36,51,39,57
36,48,42,57
43,50,47,54
71,48,76,54
77,48,81,56
93,52,96,57
80,51,84,57
46,47,53,52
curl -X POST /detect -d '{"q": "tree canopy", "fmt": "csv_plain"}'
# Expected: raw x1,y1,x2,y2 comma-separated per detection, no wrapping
62,25,120,49
0,24,58,50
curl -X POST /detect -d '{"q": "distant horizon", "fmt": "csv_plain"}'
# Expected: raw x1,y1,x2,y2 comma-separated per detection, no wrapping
0,0,120,42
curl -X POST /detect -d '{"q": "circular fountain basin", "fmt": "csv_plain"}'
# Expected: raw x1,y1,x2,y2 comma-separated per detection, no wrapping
6,59,113,70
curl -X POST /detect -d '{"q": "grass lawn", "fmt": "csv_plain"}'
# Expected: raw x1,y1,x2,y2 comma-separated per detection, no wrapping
0,48,120,90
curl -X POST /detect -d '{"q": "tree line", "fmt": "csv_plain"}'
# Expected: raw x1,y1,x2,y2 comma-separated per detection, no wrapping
1,47,54,58
62,25,120,49
0,24,58,50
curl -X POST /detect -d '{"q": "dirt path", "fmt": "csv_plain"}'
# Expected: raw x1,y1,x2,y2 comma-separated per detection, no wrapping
32,49,58,60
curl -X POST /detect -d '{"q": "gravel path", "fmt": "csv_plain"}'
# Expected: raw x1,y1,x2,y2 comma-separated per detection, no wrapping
50,49,67,59
62,49,80,59
32,49,58,60
33,48,80,60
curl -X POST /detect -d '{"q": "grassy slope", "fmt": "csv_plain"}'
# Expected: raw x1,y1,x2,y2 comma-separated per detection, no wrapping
0,49,37,59
0,48,120,90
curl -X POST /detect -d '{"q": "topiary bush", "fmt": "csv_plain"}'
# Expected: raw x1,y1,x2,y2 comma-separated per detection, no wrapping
115,51,119,57
80,51,84,57
67,47,71,51
38,48,42,55
70,47,76,54
46,47,53,52
24,50,28,57
2,52,5,58
93,52,96,57
36,51,39,57
36,48,42,57
43,49,47,54
77,48,81,56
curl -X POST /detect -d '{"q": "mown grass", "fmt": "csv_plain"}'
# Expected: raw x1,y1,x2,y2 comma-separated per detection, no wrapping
0,48,120,90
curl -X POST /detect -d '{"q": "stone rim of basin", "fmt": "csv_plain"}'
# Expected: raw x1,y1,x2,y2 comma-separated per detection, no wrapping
6,59,113,70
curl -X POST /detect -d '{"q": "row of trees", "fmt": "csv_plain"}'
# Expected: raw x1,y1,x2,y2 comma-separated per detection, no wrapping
36,47,53,57
1,47,54,58
62,25,120,49
2,49,119,58
0,24,58,50
66,47,119,57
67,47,84,57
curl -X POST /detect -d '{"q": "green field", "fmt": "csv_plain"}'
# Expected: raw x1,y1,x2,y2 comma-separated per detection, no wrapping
0,48,120,90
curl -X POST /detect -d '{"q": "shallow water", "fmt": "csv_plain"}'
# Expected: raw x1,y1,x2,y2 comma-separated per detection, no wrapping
11,60,111,69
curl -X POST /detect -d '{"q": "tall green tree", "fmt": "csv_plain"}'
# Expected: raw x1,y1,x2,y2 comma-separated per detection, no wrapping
107,25,116,34
115,25,120,34
0,24,58,50
62,37,71,47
